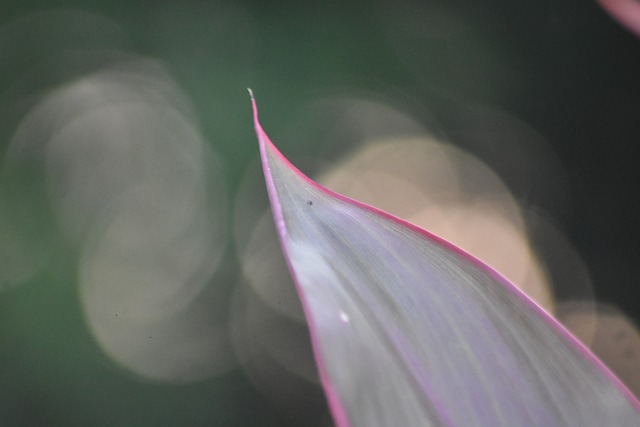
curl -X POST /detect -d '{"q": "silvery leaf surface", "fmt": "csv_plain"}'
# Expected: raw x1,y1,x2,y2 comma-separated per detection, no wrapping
250,92,640,427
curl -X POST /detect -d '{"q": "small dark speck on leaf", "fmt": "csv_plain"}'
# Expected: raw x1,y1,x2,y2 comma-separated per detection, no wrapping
307,200,313,205
614,329,627,341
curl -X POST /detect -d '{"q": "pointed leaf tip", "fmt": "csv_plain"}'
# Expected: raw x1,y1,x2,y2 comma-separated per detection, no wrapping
251,100,640,427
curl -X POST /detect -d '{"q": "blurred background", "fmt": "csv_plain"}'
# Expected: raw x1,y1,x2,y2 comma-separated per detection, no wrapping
1,0,640,425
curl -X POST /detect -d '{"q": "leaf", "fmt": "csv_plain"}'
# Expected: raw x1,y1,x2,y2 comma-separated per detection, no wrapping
249,91,640,427
598,0,640,37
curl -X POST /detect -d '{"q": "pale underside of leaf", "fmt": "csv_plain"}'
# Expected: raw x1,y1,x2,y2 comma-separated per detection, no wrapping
250,93,640,427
